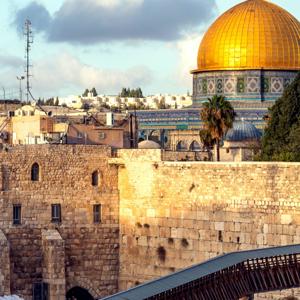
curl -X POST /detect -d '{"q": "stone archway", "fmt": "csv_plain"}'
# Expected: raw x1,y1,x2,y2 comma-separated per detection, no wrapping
176,140,188,151
148,130,161,144
66,286,94,300
189,140,201,151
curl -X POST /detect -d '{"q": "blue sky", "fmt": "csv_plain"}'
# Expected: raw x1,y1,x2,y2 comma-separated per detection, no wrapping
0,0,299,99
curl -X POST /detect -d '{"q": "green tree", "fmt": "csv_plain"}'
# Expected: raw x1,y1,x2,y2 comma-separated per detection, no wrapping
82,89,89,97
120,87,144,98
201,95,235,161
54,97,59,106
37,98,44,106
120,88,127,97
90,87,98,97
260,73,300,161
45,98,54,105
136,88,143,98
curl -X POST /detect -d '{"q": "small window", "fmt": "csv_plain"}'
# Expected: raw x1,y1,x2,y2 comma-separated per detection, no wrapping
92,171,99,186
99,132,106,140
31,163,40,181
93,204,101,223
13,204,21,225
77,132,83,139
51,204,61,223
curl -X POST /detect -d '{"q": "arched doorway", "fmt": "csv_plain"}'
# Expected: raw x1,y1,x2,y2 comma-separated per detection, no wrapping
66,286,94,300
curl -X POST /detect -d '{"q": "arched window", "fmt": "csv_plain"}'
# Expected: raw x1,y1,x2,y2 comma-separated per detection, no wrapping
176,141,187,151
189,141,201,152
31,163,40,181
92,171,99,186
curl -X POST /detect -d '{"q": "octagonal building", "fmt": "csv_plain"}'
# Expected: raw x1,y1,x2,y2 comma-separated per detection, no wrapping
192,0,300,106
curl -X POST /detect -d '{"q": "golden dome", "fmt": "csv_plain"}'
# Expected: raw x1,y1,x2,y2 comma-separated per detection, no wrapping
196,0,300,72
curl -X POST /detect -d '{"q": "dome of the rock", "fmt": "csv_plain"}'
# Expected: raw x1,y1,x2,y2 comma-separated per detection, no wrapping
192,0,300,106
197,0,300,72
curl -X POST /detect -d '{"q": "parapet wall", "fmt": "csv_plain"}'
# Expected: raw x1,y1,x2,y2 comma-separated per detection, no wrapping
116,149,300,299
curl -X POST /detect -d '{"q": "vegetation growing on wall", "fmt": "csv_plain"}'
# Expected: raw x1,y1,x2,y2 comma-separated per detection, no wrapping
260,73,300,161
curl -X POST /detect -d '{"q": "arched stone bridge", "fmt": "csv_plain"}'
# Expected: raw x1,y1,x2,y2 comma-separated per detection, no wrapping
101,244,300,300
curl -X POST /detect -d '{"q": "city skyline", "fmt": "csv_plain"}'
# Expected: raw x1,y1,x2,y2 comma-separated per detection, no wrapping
0,0,299,99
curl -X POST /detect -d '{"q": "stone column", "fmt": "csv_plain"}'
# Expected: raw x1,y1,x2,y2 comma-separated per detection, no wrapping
0,229,11,295
42,229,66,300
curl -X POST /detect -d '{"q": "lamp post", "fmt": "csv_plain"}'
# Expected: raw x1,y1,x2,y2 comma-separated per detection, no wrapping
16,76,25,102
2,87,5,100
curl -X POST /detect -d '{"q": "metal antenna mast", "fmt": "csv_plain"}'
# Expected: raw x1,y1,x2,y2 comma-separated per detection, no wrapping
24,19,33,102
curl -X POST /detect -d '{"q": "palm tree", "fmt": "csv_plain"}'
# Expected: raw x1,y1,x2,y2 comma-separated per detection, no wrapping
199,129,215,161
200,95,235,161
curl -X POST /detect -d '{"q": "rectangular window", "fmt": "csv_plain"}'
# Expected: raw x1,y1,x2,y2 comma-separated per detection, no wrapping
99,132,106,140
13,204,21,225
93,204,101,223
51,204,61,223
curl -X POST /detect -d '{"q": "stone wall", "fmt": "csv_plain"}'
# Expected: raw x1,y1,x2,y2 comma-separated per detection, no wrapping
3,146,300,299
116,149,300,299
42,229,65,300
162,150,208,161
0,145,119,299
0,229,10,295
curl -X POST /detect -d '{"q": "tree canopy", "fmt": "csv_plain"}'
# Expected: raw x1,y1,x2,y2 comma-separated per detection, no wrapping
90,87,98,97
260,73,300,161
120,87,143,98
200,95,235,161
82,88,98,97
82,89,89,97
37,97,59,106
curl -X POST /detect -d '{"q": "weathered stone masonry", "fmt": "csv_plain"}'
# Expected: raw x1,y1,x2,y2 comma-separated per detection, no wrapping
114,149,300,299
0,145,119,300
2,146,300,299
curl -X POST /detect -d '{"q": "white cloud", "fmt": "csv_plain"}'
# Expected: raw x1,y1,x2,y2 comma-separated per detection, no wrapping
29,52,153,97
175,33,203,88
15,0,217,44
92,0,143,8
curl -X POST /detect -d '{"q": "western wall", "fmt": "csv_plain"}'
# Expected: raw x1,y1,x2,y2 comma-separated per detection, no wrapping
1,146,300,299
114,149,300,299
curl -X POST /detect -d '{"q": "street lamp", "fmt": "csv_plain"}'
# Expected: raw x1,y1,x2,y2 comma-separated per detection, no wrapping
16,76,25,102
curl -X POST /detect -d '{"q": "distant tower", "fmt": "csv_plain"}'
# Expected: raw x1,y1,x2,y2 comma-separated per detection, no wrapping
24,19,33,102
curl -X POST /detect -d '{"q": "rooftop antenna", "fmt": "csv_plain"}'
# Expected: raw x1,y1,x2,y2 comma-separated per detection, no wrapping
24,19,34,102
